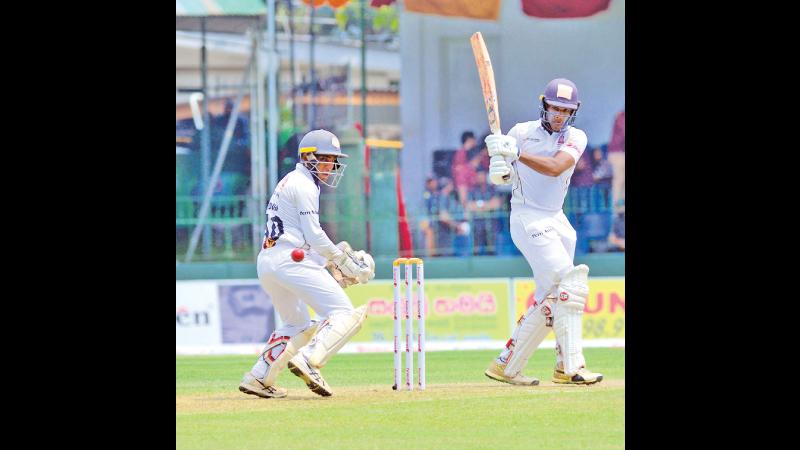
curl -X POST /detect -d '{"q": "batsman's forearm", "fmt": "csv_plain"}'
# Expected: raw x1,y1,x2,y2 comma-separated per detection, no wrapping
518,154,562,177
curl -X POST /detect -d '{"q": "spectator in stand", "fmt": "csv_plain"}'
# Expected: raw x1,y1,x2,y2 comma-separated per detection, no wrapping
437,177,470,257
570,148,595,212
474,131,492,172
420,176,440,257
452,131,477,206
608,202,625,251
591,147,613,188
467,169,502,255
452,130,476,167
607,110,625,213
590,146,614,209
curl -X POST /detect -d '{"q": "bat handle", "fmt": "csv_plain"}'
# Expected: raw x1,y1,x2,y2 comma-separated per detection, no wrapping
489,155,511,184
488,131,511,183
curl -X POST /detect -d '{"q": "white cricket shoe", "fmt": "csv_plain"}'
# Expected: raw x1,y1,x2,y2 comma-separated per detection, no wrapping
484,361,540,386
238,372,288,398
552,366,604,385
288,354,333,397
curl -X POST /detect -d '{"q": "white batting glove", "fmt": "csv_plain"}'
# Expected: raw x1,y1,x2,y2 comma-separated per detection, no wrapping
489,157,513,185
485,134,519,161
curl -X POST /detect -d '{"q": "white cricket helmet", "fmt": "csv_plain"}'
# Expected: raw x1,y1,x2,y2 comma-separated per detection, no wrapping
298,129,349,188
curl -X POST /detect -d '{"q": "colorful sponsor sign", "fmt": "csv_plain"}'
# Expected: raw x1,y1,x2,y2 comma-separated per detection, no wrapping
513,277,625,339
344,279,510,343
217,281,276,344
176,281,223,346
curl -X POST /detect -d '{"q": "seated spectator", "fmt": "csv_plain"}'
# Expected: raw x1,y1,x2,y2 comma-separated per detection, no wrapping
493,192,518,256
419,176,440,257
570,151,595,213
607,110,625,213
591,147,613,187
590,146,614,209
437,177,470,257
608,204,625,251
467,169,502,255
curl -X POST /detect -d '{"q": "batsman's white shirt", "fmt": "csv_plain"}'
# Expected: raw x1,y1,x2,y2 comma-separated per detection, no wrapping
256,163,352,338
508,120,587,211
506,120,587,302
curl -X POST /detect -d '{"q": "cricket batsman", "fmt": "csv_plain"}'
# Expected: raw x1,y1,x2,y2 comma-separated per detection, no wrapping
483,78,604,386
238,129,376,398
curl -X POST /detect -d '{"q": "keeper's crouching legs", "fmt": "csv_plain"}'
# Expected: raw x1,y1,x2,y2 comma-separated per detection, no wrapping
286,305,368,396
239,320,320,398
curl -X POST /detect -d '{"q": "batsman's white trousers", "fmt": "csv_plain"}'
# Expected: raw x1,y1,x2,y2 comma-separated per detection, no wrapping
257,242,354,338
510,206,577,303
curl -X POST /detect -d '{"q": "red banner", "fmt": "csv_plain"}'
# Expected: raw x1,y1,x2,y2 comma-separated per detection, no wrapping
521,0,611,18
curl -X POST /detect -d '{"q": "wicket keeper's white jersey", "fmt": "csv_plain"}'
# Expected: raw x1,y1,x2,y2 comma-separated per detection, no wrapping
262,163,340,262
507,120,588,212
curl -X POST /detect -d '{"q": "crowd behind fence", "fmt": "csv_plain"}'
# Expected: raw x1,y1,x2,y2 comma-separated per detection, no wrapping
176,107,625,262
175,185,621,262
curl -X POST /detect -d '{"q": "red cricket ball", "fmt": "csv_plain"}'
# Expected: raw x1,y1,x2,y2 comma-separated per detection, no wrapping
291,248,305,262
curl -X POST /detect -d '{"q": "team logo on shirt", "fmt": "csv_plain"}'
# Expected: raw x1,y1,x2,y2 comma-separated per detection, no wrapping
559,291,569,301
557,134,566,145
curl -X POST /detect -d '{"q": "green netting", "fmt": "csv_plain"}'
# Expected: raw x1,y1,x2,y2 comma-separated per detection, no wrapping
367,146,399,257
320,128,368,251
317,131,400,258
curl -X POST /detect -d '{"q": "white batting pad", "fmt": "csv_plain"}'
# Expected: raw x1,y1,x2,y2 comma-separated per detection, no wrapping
503,299,554,377
263,321,320,386
308,305,368,368
553,264,589,375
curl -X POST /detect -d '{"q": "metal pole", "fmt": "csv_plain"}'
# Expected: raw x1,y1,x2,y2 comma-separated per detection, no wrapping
346,59,353,125
360,0,367,138
309,3,316,129
256,22,268,245
268,0,279,193
201,17,212,256
185,53,256,263
287,0,296,129
250,30,261,259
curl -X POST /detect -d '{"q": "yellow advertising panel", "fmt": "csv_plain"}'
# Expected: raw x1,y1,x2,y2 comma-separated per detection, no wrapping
513,278,625,339
345,279,510,343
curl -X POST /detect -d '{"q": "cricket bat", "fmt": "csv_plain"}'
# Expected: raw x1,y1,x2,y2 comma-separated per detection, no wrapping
470,31,510,183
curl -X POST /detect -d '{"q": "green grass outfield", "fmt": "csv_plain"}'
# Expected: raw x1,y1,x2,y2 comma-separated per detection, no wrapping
177,348,624,449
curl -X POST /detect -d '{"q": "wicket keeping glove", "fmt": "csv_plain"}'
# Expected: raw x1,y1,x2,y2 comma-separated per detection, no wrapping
330,243,375,285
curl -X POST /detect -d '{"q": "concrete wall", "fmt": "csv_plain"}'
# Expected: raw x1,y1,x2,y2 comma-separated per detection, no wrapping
399,0,625,213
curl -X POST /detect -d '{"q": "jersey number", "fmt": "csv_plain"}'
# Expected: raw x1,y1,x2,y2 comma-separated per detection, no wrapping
263,215,284,248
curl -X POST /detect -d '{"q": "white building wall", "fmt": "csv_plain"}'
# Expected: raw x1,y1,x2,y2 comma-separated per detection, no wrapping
399,0,625,213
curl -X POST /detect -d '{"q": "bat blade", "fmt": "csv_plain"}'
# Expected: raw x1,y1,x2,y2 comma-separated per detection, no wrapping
470,31,501,135
471,31,509,181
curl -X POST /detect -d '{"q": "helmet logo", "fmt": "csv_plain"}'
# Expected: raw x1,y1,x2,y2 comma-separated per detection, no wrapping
556,84,573,100
332,136,340,149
